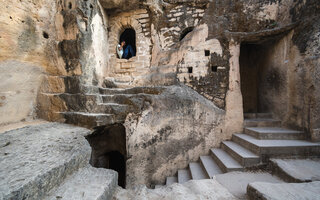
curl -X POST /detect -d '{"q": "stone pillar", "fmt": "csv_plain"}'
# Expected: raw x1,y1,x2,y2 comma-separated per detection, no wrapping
224,40,244,138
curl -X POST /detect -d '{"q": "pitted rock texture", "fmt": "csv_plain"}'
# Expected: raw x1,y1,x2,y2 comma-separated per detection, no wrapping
0,123,91,200
0,60,44,125
124,85,226,187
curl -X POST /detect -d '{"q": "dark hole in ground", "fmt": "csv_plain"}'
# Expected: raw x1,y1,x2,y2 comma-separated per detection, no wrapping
180,27,194,41
119,28,136,59
86,124,126,188
43,31,49,39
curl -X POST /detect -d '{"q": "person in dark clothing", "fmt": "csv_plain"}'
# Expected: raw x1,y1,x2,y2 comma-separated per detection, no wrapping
117,41,135,59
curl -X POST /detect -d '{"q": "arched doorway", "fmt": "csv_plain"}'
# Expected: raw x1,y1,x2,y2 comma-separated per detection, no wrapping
86,124,127,188
119,28,136,59
180,27,194,41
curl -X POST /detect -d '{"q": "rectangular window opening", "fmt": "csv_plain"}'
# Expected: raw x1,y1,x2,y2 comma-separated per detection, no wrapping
205,50,210,56
211,66,218,72
188,67,193,73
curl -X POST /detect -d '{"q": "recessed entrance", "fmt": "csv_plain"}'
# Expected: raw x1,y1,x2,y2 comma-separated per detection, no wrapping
240,41,277,113
119,28,136,59
86,124,127,188
240,43,260,113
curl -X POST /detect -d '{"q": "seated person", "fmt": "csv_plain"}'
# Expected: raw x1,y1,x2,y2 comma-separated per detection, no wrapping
117,40,135,59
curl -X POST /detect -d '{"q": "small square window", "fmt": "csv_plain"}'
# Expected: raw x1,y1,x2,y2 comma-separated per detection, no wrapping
188,67,193,73
205,50,210,56
211,66,218,72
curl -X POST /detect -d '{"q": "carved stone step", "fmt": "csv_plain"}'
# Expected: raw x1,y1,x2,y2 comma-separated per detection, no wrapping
178,169,191,184
232,134,320,160
210,149,244,173
244,118,281,127
200,155,222,178
166,176,177,186
189,162,209,180
244,127,304,140
221,141,260,167
60,112,115,128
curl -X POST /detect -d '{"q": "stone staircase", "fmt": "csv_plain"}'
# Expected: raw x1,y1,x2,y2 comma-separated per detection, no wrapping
39,79,164,128
156,113,320,188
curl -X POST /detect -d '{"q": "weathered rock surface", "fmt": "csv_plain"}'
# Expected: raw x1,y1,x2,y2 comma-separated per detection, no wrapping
0,60,44,125
113,179,237,200
45,166,117,200
0,122,117,200
124,85,225,187
247,181,320,200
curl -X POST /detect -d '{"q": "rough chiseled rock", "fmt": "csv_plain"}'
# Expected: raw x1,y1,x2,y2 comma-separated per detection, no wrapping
124,85,225,187
0,123,117,200
45,166,117,200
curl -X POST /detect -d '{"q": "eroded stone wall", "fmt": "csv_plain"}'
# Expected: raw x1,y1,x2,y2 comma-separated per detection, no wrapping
124,85,225,187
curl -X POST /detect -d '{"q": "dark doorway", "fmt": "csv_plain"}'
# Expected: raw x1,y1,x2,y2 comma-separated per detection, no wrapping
240,43,261,113
119,28,136,59
86,124,127,188
240,41,278,113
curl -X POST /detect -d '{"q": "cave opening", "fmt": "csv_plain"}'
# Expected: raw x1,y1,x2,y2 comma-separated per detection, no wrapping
119,28,136,59
86,124,127,188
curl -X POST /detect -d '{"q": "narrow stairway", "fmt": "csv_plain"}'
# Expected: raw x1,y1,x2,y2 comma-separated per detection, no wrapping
156,113,320,187
41,83,164,128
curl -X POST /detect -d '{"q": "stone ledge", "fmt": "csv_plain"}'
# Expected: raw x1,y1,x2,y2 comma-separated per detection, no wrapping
0,123,91,200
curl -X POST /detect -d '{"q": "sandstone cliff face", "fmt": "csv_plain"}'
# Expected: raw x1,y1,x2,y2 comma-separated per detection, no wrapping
0,0,110,125
0,0,59,125
0,0,61,73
